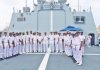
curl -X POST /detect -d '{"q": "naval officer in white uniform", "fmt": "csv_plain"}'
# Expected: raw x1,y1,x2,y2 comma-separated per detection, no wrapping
54,32,59,53
21,32,26,54
86,34,92,47
38,33,43,53
0,32,4,59
49,32,55,53
64,32,72,56
42,32,49,53
25,32,30,53
58,33,63,53
32,32,37,53
72,32,83,65
2,32,9,58
8,33,13,57
79,32,85,55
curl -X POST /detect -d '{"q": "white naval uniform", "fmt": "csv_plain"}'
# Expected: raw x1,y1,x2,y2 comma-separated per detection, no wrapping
8,36,13,57
79,35,85,55
49,35,54,52
16,36,20,54
25,35,30,53
29,34,33,53
64,35,72,56
2,36,9,58
18,35,22,54
21,35,26,54
12,36,17,56
15,36,20,55
37,36,43,53
54,35,59,53
0,37,3,59
33,35,37,52
86,36,92,47
72,36,82,65
42,35,49,53
58,35,64,53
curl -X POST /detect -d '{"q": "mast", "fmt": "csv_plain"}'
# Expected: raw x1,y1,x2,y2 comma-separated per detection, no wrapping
33,0,35,10
78,0,79,11
26,0,27,7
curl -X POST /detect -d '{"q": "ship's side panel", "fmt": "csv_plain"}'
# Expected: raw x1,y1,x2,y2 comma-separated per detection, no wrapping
9,12,37,32
38,11,50,32
72,12,97,44
63,5,74,26
53,10,65,31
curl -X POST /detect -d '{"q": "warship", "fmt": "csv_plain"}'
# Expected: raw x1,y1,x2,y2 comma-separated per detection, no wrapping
8,0,97,44
0,0,100,70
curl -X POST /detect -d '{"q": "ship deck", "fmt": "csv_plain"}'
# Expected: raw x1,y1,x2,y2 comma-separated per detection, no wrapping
0,46,100,70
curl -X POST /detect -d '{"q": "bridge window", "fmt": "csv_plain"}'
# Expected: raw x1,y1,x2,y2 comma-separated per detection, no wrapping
12,24,14,28
20,13,23,17
74,16,85,23
17,17,26,22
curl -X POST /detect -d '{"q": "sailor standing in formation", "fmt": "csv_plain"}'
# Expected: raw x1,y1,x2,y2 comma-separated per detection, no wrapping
71,32,83,65
0,31,92,66
64,32,72,56
0,32,3,60
42,32,49,53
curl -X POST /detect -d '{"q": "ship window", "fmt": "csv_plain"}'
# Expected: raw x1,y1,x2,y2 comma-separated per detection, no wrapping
81,16,85,23
12,24,14,28
17,17,26,22
74,16,85,24
76,16,80,22
20,13,23,17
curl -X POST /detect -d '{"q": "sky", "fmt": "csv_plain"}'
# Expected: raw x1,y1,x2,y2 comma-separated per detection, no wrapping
0,0,99,31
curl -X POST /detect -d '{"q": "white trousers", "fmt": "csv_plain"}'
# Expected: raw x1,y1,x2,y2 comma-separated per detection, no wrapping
8,45,13,57
59,42,63,53
43,43,48,52
19,45,23,54
13,46,17,55
4,44,9,58
29,44,33,53
55,43,59,53
22,45,26,54
0,45,3,58
38,43,42,53
50,41,54,52
72,46,82,64
65,45,72,56
26,44,30,53
33,43,37,52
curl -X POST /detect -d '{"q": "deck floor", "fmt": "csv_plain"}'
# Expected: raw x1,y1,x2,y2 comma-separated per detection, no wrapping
0,46,100,70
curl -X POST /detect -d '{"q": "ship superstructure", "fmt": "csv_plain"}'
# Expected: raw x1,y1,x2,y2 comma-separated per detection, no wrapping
8,0,97,44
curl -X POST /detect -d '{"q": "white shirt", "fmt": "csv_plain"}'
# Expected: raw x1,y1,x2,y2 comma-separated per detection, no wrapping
79,35,85,41
72,36,81,49
2,36,8,46
29,34,33,44
0,37,3,45
64,35,72,45
54,35,59,43
25,35,30,44
86,35,92,42
38,36,43,42
43,35,49,43
59,35,63,42
33,35,37,43
22,35,26,45
49,35,54,42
